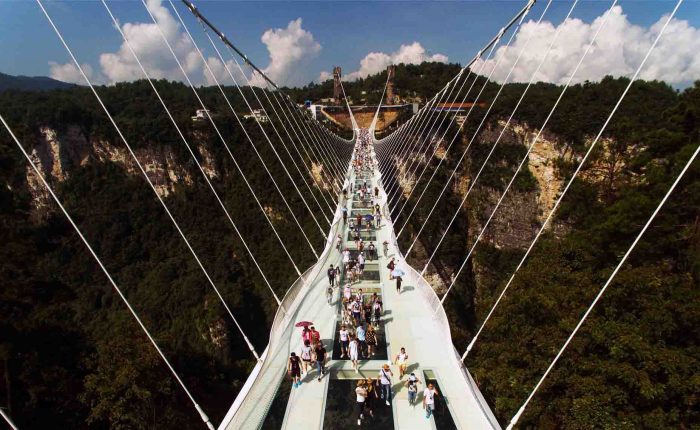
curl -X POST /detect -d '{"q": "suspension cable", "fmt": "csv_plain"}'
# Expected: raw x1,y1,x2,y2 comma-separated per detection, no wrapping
267,87,345,201
402,0,556,252
101,0,281,306
434,0,599,310
1,112,216,430
383,85,453,206
0,407,19,430
506,8,686,427
145,0,318,262
36,0,260,362
393,22,514,230
459,0,681,362
187,8,329,235
388,71,468,210
244,74,337,217
387,78,462,208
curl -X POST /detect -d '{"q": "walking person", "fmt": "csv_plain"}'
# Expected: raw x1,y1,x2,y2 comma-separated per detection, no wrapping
383,240,389,257
309,326,321,346
351,299,362,326
366,324,378,356
356,323,366,358
372,300,382,325
343,284,352,304
368,242,376,261
374,186,379,198
326,284,334,305
376,212,382,228
364,377,377,418
355,381,368,426
349,334,360,373
343,248,351,271
339,324,350,358
300,339,313,375
288,352,302,388
406,373,421,406
357,253,365,280
379,364,393,405
423,383,439,419
396,275,403,294
395,347,408,378
342,207,348,224
328,264,336,287
387,258,395,280
314,341,327,382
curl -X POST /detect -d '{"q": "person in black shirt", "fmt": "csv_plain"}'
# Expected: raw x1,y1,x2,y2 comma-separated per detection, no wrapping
314,342,327,381
327,264,336,287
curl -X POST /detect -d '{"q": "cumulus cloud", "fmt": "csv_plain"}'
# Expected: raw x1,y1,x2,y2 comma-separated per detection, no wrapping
320,42,448,82
49,61,95,84
47,0,318,88
250,18,321,87
473,6,700,86
98,0,203,83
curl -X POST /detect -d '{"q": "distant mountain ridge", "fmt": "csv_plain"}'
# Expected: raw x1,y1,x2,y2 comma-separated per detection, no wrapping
0,72,76,92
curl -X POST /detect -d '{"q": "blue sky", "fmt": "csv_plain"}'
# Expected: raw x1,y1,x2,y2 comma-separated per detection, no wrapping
1,1,699,87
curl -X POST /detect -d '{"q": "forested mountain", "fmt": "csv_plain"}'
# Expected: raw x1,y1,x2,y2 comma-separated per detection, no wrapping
387,67,699,428
0,62,697,429
0,72,76,92
0,80,345,428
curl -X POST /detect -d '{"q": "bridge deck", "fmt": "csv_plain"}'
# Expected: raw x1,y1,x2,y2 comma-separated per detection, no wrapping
219,135,500,429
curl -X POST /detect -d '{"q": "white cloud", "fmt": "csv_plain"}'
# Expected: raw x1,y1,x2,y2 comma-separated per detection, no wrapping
320,42,448,82
98,0,203,83
49,61,94,84
473,6,700,86
250,18,321,87
47,3,320,88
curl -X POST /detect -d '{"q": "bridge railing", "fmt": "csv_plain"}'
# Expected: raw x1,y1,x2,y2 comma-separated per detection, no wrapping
217,168,351,430
373,145,501,429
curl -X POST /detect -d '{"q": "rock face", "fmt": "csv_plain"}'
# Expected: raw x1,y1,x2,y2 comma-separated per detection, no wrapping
408,119,576,293
24,125,213,220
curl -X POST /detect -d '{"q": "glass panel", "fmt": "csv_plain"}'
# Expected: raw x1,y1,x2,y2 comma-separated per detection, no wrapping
324,379,394,429
423,370,458,429
260,372,291,429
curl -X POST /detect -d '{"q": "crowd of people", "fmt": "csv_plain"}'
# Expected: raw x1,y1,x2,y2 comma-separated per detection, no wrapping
288,130,443,424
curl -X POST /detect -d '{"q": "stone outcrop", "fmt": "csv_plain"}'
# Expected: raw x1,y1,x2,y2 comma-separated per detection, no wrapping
24,125,206,219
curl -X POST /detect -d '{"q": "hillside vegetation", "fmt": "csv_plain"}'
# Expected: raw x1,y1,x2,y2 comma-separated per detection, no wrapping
0,62,697,429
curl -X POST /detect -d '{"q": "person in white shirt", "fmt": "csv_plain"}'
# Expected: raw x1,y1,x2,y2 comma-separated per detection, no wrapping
405,373,421,406
423,383,439,419
343,284,352,303
339,324,350,358
378,364,393,405
395,347,409,378
355,381,367,425
349,335,360,372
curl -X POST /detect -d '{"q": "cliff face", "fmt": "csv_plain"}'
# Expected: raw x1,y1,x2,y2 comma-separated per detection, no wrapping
401,118,576,296
25,125,215,220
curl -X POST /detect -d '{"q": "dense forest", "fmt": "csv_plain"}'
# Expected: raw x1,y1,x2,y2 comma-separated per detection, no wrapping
0,80,350,428
0,60,698,430
387,67,699,428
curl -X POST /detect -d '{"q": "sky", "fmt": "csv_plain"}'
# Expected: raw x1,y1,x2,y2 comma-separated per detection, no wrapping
1,0,699,88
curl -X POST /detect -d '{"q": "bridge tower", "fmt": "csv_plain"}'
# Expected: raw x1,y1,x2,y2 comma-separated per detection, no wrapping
386,65,396,105
333,66,343,103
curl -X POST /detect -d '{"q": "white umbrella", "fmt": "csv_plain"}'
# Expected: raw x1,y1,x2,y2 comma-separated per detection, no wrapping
391,268,406,277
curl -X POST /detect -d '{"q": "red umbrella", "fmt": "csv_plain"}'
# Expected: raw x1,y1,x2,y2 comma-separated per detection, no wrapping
295,321,314,328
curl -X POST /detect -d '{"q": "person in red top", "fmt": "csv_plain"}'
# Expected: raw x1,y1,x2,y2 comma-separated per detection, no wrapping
309,326,321,346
